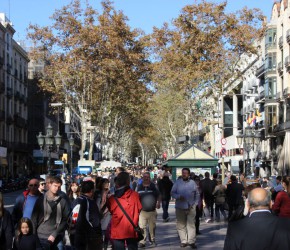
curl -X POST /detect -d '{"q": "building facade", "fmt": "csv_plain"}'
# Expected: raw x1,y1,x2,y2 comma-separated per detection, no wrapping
0,13,29,177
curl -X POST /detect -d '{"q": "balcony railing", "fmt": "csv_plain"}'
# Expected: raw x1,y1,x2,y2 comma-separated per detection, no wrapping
285,56,290,72
266,43,277,51
6,87,13,98
0,110,5,121
14,114,27,128
278,61,283,75
256,64,265,76
287,29,290,44
279,36,283,49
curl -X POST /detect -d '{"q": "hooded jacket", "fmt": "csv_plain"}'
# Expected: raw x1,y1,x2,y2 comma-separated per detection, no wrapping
107,186,142,239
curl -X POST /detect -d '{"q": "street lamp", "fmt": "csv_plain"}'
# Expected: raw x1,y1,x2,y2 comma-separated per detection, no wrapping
37,123,62,173
237,126,261,176
69,135,74,172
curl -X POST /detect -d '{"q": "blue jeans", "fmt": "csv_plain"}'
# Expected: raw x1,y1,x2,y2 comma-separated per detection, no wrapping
162,200,170,220
39,237,63,250
112,238,138,250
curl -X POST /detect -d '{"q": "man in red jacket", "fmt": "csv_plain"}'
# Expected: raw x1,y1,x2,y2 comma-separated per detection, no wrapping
107,171,142,250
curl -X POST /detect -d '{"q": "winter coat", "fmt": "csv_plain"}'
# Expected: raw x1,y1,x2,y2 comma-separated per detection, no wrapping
213,185,226,205
272,191,290,217
0,209,13,250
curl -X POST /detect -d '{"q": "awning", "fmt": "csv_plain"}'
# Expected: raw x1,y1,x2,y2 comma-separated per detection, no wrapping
277,131,290,175
0,157,8,166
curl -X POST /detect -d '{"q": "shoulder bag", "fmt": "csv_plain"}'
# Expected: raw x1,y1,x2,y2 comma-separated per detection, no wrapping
113,196,144,241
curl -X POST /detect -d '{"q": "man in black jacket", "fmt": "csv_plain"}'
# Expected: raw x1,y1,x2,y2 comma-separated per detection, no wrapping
224,188,290,250
226,175,244,219
158,173,173,222
74,180,102,250
200,172,216,222
31,176,70,250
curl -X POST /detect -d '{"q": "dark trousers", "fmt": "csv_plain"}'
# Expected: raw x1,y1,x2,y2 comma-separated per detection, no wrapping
74,234,102,250
228,204,240,219
215,204,226,220
112,238,138,250
161,200,170,220
204,198,214,218
39,237,63,250
195,205,203,233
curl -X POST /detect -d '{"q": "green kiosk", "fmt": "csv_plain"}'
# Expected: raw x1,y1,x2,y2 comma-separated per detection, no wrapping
167,145,219,181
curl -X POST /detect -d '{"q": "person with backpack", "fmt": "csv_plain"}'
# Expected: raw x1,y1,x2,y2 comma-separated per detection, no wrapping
137,172,161,248
73,180,102,250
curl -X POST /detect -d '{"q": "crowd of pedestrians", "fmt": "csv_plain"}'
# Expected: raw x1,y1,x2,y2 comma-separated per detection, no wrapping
1,165,290,250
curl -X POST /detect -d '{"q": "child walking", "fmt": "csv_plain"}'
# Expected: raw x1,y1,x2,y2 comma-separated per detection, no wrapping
14,217,41,250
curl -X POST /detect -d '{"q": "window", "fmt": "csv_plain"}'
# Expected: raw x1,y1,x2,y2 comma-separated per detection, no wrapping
265,28,277,48
266,105,277,134
265,52,276,70
265,77,277,99
279,103,284,124
286,99,290,122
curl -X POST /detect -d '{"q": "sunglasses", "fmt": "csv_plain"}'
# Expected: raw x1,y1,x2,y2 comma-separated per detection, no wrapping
29,184,39,187
40,183,46,186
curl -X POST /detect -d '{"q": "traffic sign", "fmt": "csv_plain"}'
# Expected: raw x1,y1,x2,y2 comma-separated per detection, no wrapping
221,147,227,156
221,138,227,145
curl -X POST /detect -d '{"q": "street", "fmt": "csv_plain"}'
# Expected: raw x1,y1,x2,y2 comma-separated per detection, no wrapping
3,190,227,249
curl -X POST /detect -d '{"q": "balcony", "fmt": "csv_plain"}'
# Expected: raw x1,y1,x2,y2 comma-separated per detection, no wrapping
14,91,21,100
0,57,4,68
0,110,5,121
6,87,13,98
278,61,283,75
287,29,290,44
6,63,11,74
279,36,283,49
7,115,13,125
265,43,277,51
0,82,5,94
14,113,27,128
283,87,290,98
285,56,290,72
256,64,265,77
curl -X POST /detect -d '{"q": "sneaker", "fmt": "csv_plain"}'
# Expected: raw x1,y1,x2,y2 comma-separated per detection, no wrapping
189,243,197,249
138,243,146,248
163,217,170,222
205,218,212,223
150,241,157,247
180,243,187,248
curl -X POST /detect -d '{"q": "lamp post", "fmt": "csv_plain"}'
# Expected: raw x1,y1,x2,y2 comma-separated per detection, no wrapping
69,135,74,173
37,123,62,173
236,126,261,176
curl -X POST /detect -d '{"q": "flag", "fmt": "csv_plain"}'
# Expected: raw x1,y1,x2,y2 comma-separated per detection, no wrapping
256,108,261,117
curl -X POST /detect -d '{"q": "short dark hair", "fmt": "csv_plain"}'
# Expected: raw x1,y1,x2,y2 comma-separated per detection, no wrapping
182,168,190,174
230,175,237,182
116,172,130,187
81,180,95,194
213,173,218,178
205,172,210,178
49,176,62,185
276,176,282,182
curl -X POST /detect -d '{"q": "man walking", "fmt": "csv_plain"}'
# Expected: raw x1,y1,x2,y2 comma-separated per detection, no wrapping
226,175,244,219
158,172,173,222
171,168,199,249
74,180,102,250
31,176,70,250
12,178,42,225
137,172,161,248
200,171,216,222
224,188,290,249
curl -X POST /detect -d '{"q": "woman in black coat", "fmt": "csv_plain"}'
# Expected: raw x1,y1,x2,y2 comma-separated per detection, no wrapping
0,192,14,250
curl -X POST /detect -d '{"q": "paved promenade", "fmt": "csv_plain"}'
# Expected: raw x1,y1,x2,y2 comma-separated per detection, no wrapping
151,204,227,250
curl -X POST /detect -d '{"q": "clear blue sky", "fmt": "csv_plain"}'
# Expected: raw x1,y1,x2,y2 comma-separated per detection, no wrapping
0,0,274,42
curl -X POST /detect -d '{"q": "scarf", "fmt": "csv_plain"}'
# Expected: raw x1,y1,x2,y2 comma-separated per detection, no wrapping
43,192,62,227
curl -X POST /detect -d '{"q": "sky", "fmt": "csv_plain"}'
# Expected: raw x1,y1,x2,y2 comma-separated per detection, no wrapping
0,0,275,43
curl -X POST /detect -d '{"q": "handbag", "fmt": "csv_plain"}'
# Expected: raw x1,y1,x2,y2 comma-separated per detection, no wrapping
113,196,144,241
